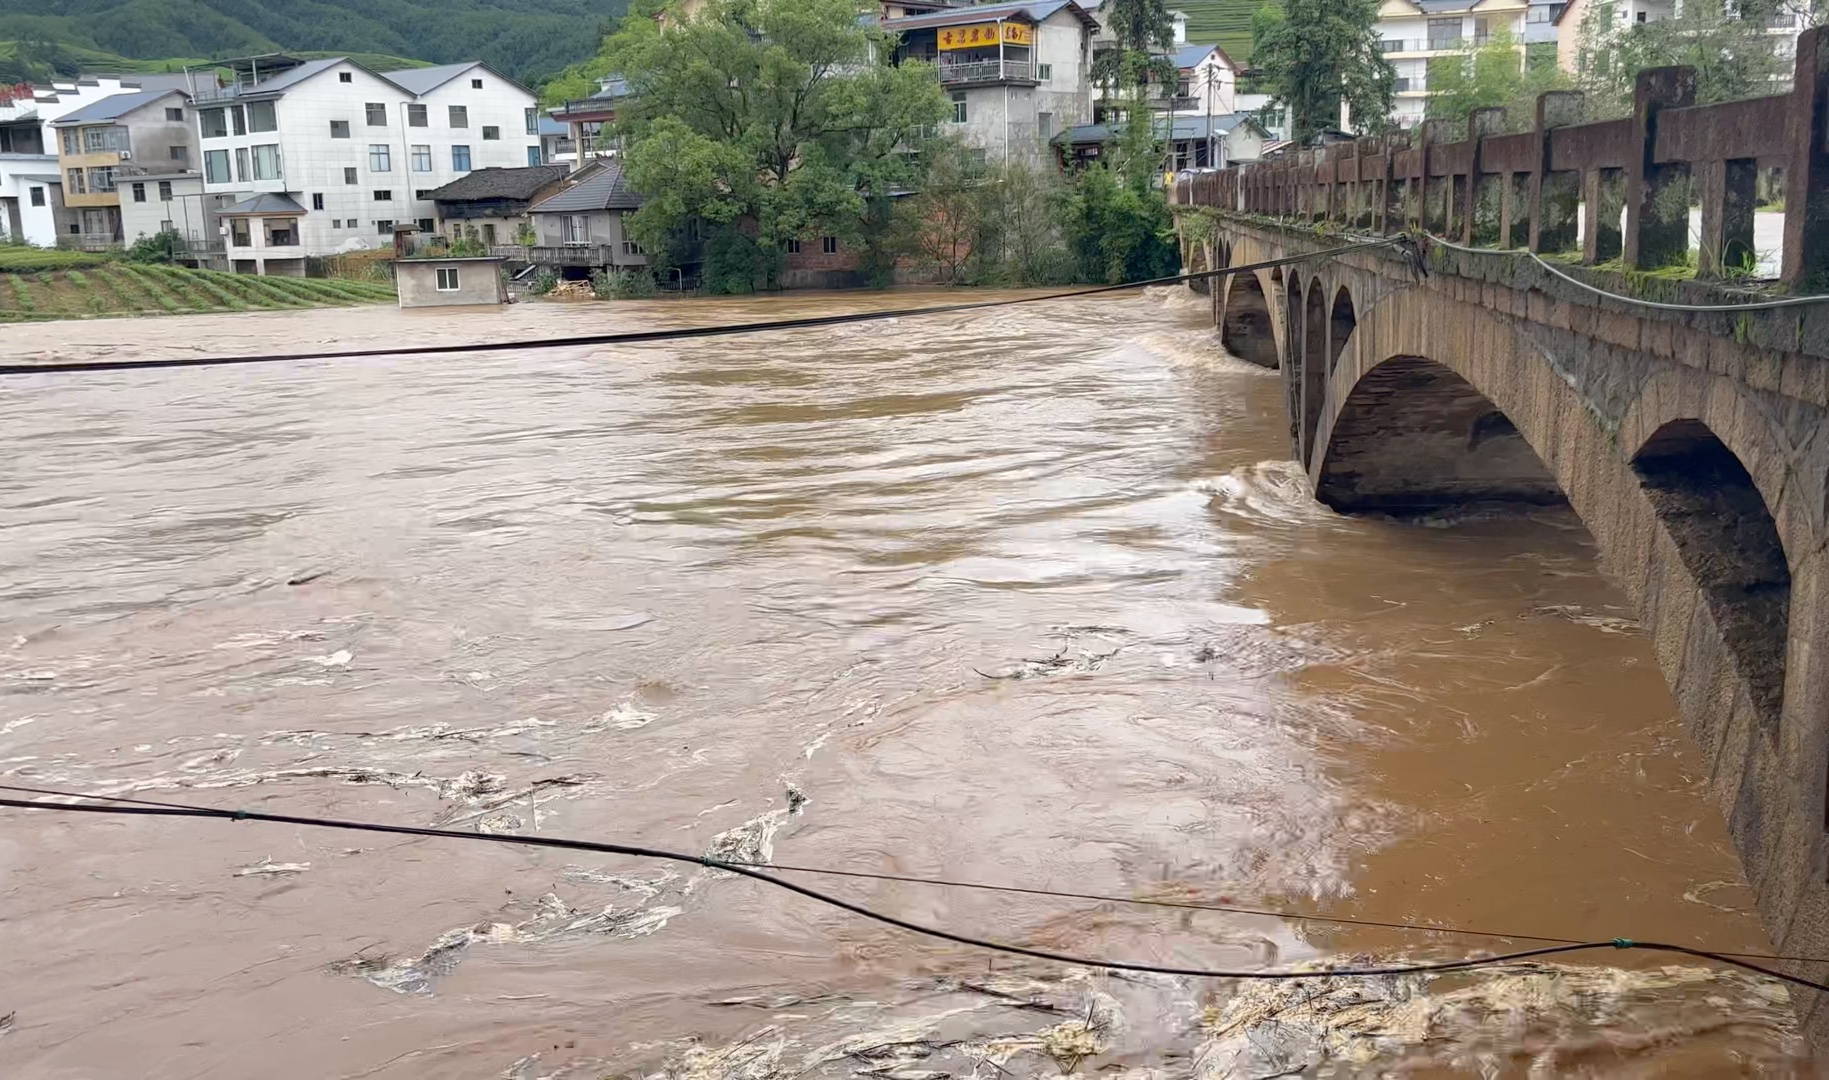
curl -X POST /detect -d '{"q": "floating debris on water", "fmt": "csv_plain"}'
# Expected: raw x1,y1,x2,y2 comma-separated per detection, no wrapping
233,857,310,877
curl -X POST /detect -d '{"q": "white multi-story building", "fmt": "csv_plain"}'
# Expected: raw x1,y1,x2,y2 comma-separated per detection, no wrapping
191,54,540,274
882,0,1101,167
0,73,194,246
1375,0,1529,128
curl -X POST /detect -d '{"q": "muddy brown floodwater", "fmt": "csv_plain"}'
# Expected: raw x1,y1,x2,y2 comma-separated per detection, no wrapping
0,290,1815,1078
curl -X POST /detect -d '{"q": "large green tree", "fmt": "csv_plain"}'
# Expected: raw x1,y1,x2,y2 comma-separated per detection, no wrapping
1092,0,1177,92
1249,0,1394,142
1574,0,1789,116
1426,30,1571,129
605,0,948,291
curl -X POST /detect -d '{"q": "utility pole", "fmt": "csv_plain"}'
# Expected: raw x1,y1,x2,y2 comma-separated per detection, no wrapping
1204,63,1214,168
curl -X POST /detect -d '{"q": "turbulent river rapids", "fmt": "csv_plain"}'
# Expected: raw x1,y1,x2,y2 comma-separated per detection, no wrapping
0,289,1812,1077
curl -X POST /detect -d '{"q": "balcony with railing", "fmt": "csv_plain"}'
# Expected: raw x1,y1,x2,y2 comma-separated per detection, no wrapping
938,58,1036,85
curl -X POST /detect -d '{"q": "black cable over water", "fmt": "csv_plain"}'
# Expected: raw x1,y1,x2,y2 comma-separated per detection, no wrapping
0,239,1405,377
2,787,1825,993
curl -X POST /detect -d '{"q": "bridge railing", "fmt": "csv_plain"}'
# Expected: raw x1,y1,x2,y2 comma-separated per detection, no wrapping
1171,26,1829,290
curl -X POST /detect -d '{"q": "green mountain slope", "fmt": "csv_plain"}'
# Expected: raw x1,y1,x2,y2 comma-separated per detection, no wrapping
0,0,626,86
1179,0,1265,65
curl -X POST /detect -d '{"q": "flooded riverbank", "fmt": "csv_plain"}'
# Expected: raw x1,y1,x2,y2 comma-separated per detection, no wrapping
0,291,1810,1076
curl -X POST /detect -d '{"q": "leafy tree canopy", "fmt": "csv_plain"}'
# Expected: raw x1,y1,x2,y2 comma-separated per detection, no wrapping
1249,0,1394,142
605,0,949,291
1425,30,1572,130
1573,0,1791,116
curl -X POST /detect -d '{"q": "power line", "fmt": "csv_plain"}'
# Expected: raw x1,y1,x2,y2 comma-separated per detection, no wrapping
1424,232,1829,312
2,786,1824,993
0,240,1403,378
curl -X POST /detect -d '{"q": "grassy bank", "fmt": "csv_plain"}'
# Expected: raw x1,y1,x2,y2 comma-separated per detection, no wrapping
0,263,398,321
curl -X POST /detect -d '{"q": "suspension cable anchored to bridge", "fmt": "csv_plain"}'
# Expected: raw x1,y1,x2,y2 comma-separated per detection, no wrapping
2,783,1826,994
0,238,1411,378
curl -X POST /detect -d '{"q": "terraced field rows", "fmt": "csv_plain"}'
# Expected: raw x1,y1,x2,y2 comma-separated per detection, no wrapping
0,265,397,321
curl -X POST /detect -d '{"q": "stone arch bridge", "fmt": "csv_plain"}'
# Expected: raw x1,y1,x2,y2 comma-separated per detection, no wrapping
1174,44,1829,1043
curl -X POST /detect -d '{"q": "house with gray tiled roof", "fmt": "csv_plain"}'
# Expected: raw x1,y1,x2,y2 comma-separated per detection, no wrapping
189,53,539,274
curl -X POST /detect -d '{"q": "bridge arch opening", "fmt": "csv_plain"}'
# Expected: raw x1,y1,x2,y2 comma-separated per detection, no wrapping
1221,271,1278,368
1329,286,1356,374
1300,281,1327,464
1632,419,1791,733
1315,355,1566,513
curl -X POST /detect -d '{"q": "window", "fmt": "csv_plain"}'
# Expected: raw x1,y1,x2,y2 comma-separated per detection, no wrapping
417,216,435,233
170,146,188,163
339,71,354,83
331,119,351,138
366,102,386,126
562,214,589,243
1038,111,1053,140
345,166,359,184
67,223,79,235
247,101,276,133
374,189,393,201
1037,63,1052,81
331,219,341,228
1527,5,1551,21
471,77,484,89
88,166,117,193
451,145,471,171
131,182,146,203
482,125,500,140
482,223,496,244
83,126,129,153
231,218,251,246
205,149,231,183
251,143,282,180
783,238,801,254
235,147,250,183
159,219,173,233
159,181,172,201
28,186,43,207
369,144,392,171
200,108,228,138
1427,16,1462,49
411,144,432,172
436,266,461,291
622,239,644,256
951,91,967,124
231,106,246,136
449,105,468,128
821,235,838,254
265,216,297,245
375,219,395,234
165,106,184,122
414,188,433,199
311,193,325,210
408,103,427,127
61,129,77,155
527,145,542,166
525,107,539,135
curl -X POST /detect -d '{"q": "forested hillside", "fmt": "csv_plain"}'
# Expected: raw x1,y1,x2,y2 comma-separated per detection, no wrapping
0,0,626,86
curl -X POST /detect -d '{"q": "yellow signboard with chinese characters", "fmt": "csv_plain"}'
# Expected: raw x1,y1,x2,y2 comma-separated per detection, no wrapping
938,21,1033,50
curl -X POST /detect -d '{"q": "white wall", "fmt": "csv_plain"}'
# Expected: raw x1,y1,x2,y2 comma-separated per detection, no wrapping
951,12,1092,165
200,60,538,260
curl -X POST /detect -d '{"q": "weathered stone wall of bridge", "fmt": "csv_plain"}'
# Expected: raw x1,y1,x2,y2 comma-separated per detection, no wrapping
1184,212,1829,1041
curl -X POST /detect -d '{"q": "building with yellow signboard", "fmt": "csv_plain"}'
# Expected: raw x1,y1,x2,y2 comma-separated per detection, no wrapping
880,0,1099,167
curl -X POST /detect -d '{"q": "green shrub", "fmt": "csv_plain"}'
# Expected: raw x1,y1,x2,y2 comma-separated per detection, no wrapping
590,267,658,299
125,229,183,264
528,269,558,295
